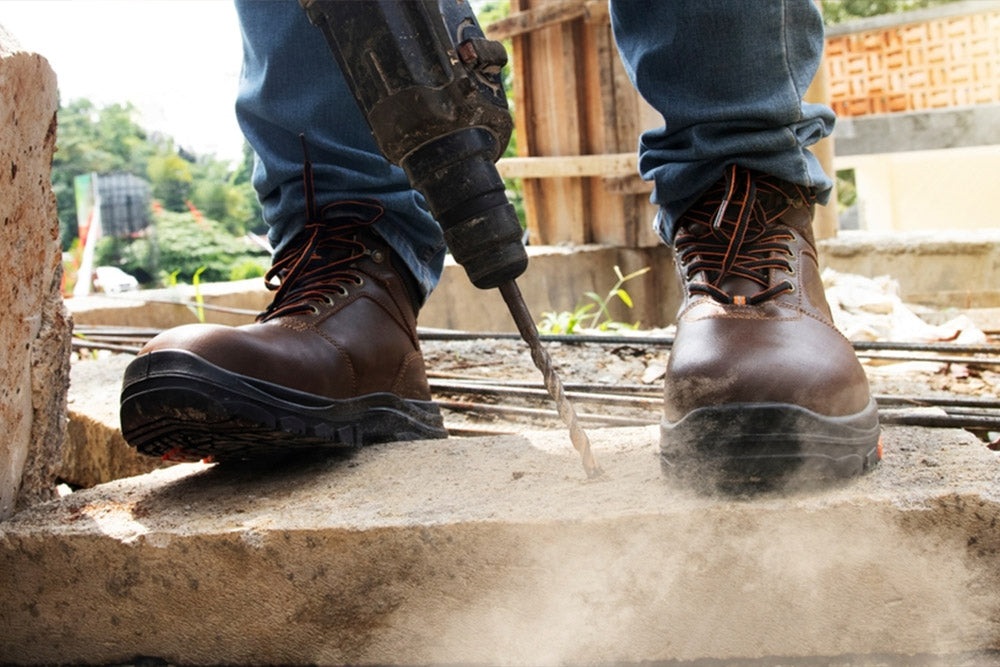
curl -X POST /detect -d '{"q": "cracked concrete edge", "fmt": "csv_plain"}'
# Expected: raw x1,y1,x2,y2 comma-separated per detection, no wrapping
0,30,72,518
63,355,169,489
1,425,998,664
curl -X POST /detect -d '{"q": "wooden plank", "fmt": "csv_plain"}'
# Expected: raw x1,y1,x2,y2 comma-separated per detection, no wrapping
604,20,661,247
519,5,586,245
602,175,654,195
497,153,638,179
579,16,625,244
808,0,838,241
485,0,607,41
504,0,661,247
509,0,542,243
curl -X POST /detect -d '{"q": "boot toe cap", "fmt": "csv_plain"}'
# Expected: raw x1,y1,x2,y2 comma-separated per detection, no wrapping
664,312,871,421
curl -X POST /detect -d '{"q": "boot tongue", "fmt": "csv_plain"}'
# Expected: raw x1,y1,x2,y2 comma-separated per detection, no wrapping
677,201,793,306
717,274,766,300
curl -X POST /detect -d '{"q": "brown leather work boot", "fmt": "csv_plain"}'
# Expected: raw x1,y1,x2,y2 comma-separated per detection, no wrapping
661,165,881,485
120,201,447,462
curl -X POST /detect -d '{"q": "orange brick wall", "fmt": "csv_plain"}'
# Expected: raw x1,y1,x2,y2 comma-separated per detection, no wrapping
826,10,1000,117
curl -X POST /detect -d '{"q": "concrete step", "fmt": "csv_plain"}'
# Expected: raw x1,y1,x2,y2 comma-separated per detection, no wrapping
2,423,998,664
63,355,169,489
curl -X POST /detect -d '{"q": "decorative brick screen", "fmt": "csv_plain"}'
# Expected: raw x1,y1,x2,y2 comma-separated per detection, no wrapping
826,10,1000,117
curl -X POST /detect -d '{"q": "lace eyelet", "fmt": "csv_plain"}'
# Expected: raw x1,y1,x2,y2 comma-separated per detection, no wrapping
338,286,350,297
370,249,385,263
354,277,365,288
309,305,321,315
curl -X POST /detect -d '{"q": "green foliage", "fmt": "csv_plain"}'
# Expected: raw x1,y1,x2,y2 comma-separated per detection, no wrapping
229,258,268,282
538,265,651,334
52,98,262,250
93,234,157,284
147,148,193,211
51,100,154,250
191,266,207,323
822,0,961,24
836,169,858,213
93,209,267,287
164,266,208,323
472,0,526,229
188,150,263,237
153,210,266,284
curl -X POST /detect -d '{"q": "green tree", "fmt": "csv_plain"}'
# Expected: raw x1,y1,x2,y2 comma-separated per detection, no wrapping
188,149,262,237
230,142,265,234
147,147,194,212
472,0,526,225
148,210,267,284
51,99,152,249
94,209,268,286
53,97,266,285
231,141,256,186
53,98,263,250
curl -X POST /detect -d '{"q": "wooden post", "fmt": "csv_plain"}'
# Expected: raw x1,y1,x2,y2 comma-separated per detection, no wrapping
503,0,659,247
808,0,840,240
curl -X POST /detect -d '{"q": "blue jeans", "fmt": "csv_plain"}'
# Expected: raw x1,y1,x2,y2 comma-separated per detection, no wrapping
235,0,447,300
235,0,834,296
609,0,835,240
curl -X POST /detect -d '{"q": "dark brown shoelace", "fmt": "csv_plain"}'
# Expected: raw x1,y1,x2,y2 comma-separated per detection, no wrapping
257,138,386,322
674,165,813,306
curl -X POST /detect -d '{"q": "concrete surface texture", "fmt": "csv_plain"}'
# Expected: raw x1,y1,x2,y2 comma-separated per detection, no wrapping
65,229,1000,336
64,244,681,334
2,424,998,665
819,228,1000,309
63,354,168,489
0,26,71,519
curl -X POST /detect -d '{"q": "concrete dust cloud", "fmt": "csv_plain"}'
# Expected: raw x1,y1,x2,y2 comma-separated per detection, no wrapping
396,497,998,665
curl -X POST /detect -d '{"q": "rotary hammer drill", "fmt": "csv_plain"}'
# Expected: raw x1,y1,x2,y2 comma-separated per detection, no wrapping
299,0,600,476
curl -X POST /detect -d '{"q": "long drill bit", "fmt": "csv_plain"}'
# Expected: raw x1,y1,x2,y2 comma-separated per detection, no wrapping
498,280,603,478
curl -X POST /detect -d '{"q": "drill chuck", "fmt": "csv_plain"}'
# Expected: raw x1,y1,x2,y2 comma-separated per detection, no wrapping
301,0,598,476
403,128,526,289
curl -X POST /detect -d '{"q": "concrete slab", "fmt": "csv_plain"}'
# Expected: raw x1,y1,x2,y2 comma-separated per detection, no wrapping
0,27,71,517
66,232,1000,337
2,425,998,665
820,229,1000,309
66,245,679,333
64,355,169,489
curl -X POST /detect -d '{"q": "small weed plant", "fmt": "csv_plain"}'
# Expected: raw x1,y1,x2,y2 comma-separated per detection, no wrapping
538,265,650,335
167,265,208,323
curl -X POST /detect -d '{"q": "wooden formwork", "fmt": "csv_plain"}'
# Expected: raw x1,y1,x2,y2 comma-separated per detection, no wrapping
489,3,1000,246
486,0,844,246
488,0,661,248
826,9,1000,117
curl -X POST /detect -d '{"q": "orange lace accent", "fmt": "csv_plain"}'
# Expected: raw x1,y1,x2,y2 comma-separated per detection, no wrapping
256,137,385,322
674,165,813,306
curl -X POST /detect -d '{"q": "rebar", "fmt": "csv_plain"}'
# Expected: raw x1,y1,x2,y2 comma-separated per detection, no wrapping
418,328,1000,356
430,379,661,409
69,323,1000,436
436,399,657,428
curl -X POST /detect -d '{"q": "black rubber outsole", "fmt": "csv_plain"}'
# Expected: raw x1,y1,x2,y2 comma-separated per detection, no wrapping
120,350,448,462
660,400,882,490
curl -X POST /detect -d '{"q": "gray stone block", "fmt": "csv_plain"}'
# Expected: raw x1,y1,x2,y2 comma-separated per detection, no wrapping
0,25,71,518
1,425,997,664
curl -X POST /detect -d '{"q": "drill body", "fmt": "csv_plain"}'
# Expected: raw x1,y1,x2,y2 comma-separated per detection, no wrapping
300,0,527,289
